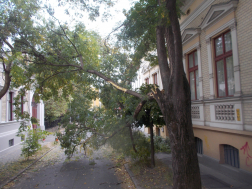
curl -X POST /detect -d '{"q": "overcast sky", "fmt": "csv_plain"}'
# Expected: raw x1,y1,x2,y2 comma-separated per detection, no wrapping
47,0,135,38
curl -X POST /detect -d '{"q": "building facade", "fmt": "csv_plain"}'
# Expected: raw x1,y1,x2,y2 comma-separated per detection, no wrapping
181,0,252,174
132,61,169,138
0,66,45,153
133,0,252,175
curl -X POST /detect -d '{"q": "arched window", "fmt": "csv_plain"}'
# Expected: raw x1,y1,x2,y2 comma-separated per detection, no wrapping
223,144,239,168
195,137,203,154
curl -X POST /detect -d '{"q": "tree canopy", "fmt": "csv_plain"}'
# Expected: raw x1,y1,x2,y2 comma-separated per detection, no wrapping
0,0,202,188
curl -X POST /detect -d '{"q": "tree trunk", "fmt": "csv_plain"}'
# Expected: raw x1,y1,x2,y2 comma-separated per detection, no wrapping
153,0,202,188
128,124,138,153
150,121,155,168
0,68,11,99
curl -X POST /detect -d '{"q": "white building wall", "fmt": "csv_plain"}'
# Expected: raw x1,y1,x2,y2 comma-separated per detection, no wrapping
0,88,45,152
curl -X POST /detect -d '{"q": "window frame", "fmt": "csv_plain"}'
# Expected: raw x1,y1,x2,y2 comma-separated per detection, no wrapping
195,137,203,154
9,139,14,147
188,50,199,100
223,144,240,168
8,92,13,121
152,73,158,85
145,77,149,84
214,30,233,98
21,95,24,114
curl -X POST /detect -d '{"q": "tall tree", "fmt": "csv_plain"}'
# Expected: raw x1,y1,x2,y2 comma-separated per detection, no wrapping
118,0,201,188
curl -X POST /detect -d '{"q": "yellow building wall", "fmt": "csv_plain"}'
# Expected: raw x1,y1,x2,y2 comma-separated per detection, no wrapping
153,125,169,138
194,126,252,172
180,0,252,174
180,0,204,24
183,35,199,52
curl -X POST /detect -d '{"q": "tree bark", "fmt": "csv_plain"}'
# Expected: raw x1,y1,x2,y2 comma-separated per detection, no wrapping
0,64,11,99
152,0,202,188
128,124,137,153
150,121,155,168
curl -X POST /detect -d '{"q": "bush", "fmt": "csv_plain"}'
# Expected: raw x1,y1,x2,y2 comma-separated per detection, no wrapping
154,136,171,153
21,127,49,159
106,128,151,163
130,132,151,163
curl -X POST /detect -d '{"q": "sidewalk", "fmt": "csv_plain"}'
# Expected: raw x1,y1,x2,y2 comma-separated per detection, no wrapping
156,152,252,189
0,133,56,165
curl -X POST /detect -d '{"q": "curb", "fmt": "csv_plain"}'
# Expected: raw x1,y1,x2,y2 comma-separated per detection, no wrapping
0,146,56,189
124,163,144,189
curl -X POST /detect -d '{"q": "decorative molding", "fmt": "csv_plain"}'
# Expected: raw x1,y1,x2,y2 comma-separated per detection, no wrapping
199,77,203,82
141,65,150,74
183,42,200,55
0,129,19,138
205,18,236,40
234,91,242,97
206,38,211,44
209,73,213,79
180,0,215,31
215,104,235,122
182,28,201,45
181,0,196,13
199,0,239,30
191,106,200,119
229,22,237,31
234,65,240,72
209,95,215,99
203,97,246,104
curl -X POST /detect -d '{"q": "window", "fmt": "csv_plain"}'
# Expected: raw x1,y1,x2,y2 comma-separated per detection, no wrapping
188,51,199,100
156,128,160,136
9,139,14,147
145,78,149,84
153,73,158,85
224,144,239,168
21,96,24,114
214,31,234,97
8,92,13,121
195,137,203,154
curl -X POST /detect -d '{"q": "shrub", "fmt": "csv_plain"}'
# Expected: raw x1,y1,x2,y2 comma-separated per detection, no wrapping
21,127,49,159
154,136,171,153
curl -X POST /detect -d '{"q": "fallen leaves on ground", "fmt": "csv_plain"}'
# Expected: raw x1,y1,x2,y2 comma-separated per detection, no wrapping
129,158,173,189
0,145,51,188
100,147,136,189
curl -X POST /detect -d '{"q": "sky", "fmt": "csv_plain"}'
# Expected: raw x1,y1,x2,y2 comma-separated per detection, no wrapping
46,0,135,38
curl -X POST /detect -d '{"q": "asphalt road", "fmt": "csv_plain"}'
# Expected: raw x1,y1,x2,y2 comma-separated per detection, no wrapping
12,158,121,188
6,142,122,189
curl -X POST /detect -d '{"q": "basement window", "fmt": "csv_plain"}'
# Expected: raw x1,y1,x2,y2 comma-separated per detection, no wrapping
195,137,203,154
9,139,14,147
224,144,239,168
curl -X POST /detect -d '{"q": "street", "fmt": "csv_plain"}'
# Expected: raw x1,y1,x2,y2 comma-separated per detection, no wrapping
7,144,123,189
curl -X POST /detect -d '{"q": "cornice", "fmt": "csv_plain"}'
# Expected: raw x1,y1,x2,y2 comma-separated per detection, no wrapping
180,0,215,31
182,28,201,45
205,18,236,40
181,0,196,12
199,0,239,30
